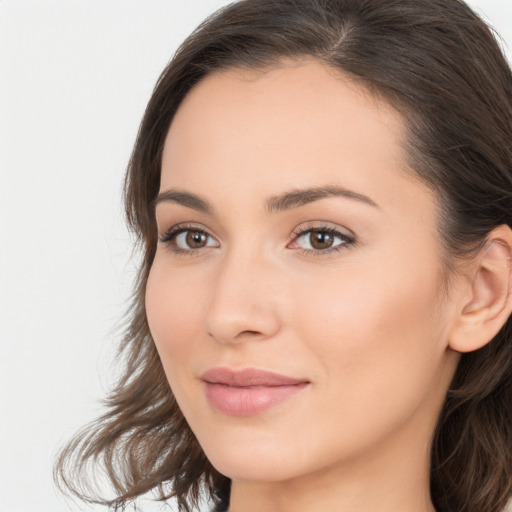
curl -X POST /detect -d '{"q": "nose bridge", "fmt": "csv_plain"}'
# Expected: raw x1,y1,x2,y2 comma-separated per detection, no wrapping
205,241,281,344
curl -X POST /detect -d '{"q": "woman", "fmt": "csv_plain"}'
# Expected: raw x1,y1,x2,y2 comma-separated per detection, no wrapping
55,1,512,511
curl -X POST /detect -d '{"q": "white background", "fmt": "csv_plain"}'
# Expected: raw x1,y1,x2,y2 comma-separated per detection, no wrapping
1,1,511,511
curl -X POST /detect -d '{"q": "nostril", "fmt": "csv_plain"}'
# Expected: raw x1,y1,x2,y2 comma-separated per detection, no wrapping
208,329,266,344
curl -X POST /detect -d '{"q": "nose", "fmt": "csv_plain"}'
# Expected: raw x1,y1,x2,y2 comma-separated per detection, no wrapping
205,249,282,345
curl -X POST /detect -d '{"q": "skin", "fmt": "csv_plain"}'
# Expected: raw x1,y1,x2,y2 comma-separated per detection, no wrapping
146,59,467,512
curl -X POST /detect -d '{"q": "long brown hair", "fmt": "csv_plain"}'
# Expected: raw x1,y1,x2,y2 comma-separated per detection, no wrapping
55,1,512,511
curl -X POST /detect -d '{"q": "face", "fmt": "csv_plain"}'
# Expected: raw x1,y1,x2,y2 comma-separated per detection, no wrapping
146,59,460,484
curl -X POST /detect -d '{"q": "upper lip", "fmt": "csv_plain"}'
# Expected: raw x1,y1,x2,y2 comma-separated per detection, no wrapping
201,367,309,387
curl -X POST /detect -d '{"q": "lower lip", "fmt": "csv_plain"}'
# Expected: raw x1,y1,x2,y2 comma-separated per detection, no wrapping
204,382,308,416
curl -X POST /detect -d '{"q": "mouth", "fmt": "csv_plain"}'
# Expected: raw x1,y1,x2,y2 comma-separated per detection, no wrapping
201,367,310,416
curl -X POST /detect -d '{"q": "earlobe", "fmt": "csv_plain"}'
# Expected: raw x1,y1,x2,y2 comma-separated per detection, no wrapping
449,225,512,353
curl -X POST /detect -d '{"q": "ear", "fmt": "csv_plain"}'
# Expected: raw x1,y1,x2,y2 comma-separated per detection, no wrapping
448,225,512,353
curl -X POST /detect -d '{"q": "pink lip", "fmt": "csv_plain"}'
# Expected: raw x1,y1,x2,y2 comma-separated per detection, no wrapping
201,367,309,416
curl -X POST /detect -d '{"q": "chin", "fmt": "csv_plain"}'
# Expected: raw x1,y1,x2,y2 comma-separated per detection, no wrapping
196,430,309,482
208,453,301,483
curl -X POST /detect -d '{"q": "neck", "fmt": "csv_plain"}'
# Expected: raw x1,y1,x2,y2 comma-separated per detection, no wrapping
228,465,435,512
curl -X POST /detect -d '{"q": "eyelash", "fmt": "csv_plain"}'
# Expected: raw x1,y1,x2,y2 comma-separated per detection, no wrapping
290,223,355,256
158,223,356,257
158,223,213,257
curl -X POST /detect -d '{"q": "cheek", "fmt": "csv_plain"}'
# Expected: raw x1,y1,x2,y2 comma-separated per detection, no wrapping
293,263,440,346
145,260,204,375
145,258,215,430
290,256,448,412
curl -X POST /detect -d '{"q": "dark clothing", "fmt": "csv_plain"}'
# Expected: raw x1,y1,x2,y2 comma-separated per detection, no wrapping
212,497,229,511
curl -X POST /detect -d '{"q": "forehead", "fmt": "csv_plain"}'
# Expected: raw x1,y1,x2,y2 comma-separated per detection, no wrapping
160,58,432,218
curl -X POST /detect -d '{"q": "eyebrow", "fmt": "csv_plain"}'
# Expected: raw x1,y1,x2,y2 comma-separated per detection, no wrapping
267,185,379,212
153,185,379,214
153,189,213,214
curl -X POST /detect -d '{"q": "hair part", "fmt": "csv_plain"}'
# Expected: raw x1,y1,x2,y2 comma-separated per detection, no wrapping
55,1,512,511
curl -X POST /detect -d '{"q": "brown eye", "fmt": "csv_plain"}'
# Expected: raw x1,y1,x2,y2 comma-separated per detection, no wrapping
291,226,354,254
163,228,219,252
309,230,335,250
185,230,208,248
